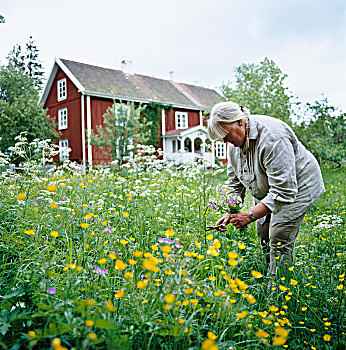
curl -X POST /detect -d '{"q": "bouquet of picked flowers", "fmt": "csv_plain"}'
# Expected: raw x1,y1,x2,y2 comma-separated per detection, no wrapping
209,185,242,216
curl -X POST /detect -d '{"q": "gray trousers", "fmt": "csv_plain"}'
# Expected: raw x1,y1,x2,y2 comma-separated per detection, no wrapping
256,211,307,281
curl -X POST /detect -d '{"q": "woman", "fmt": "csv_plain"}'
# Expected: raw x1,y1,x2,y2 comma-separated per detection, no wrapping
208,101,325,282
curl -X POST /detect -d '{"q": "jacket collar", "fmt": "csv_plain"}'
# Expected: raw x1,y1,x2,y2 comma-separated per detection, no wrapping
248,115,258,140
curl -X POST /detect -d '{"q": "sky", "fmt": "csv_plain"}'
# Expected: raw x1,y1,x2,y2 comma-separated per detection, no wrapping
1,0,346,111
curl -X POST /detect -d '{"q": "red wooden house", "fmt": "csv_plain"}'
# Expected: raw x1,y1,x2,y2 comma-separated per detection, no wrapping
40,58,227,168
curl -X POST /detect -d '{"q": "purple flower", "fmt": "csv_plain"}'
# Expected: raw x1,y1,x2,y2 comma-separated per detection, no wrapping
88,264,94,269
45,279,51,283
47,287,56,295
103,227,114,233
175,242,181,248
95,267,108,275
185,258,191,262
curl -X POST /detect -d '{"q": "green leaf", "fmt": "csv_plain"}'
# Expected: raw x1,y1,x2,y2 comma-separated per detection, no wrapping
94,319,117,330
36,303,52,311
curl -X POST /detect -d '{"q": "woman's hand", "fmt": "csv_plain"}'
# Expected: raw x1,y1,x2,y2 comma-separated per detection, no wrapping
230,211,253,229
215,213,232,231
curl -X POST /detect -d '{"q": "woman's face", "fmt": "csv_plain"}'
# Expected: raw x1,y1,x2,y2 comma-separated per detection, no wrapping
220,120,246,147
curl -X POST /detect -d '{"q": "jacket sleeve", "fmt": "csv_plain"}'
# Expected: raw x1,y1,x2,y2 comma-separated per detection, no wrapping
260,137,298,213
226,160,246,203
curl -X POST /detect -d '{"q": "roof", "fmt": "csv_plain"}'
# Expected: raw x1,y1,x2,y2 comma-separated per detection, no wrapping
164,125,208,137
40,58,224,110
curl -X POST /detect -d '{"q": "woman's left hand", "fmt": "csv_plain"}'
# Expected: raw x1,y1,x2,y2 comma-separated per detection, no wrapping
230,211,253,229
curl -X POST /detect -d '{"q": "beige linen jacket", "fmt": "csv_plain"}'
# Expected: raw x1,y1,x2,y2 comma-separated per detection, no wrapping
226,115,325,226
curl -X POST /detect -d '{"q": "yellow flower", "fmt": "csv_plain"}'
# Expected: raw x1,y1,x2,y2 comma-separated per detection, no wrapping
137,280,148,289
238,243,246,249
247,295,256,304
228,259,238,266
60,184,66,188
337,284,343,290
235,311,247,319
66,263,76,269
27,330,37,338
50,231,59,238
162,246,172,253
151,245,159,251
324,334,331,341
164,293,176,304
189,299,198,305
251,270,263,278
165,229,175,237
269,305,279,312
124,272,133,279
120,239,129,245
301,307,307,311
109,253,116,260
114,289,125,298
178,318,184,324
49,203,58,209
128,259,136,265
87,332,97,340
279,285,289,291
85,320,94,327
86,298,96,306
134,250,143,258
182,300,189,306
213,239,221,249
275,327,289,337
80,223,89,229
228,251,238,259
24,229,35,236
143,259,159,272
122,212,129,218
255,329,269,338
165,269,174,275
98,258,107,264
46,184,57,192
106,300,116,312
273,336,287,346
84,213,93,220
195,240,201,248
208,332,217,340
114,259,127,271
206,234,213,240
209,276,216,282
17,193,26,200
202,338,219,350
290,279,298,285
102,221,108,226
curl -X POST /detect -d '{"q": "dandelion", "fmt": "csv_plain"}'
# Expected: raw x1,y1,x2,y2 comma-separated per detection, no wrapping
50,231,59,237
17,193,26,200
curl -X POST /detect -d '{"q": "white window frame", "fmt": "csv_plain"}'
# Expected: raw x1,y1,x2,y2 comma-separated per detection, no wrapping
58,108,68,130
175,112,188,129
57,78,67,101
216,141,226,159
59,139,69,161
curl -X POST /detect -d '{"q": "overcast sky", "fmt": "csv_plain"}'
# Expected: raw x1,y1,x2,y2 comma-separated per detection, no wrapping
1,0,345,111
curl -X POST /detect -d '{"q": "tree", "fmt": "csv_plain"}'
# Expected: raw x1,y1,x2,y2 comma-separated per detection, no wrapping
91,101,152,164
220,57,294,124
293,98,345,167
0,15,5,23
7,36,44,89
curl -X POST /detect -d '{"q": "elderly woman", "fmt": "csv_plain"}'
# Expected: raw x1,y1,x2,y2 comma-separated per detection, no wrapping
208,101,325,281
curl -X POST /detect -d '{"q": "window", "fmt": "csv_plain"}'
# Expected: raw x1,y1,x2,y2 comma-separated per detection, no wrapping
216,141,226,159
58,108,68,130
57,78,67,101
59,139,69,161
175,112,188,129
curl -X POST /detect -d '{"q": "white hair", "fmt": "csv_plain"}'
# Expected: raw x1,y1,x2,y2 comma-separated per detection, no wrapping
208,101,250,140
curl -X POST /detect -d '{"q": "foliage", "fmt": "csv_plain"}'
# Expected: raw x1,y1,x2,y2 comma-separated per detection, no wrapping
91,101,152,164
293,98,346,167
0,15,5,23
7,36,44,89
220,57,294,125
0,139,345,349
144,102,167,147
0,64,58,157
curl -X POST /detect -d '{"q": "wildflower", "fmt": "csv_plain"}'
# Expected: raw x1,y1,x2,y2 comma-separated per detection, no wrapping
49,203,58,209
124,272,133,279
255,329,269,338
195,240,201,248
290,279,298,285
206,234,213,240
164,293,176,304
152,245,158,251
165,229,175,237
190,299,198,305
80,223,89,229
86,299,96,306
275,327,289,337
50,231,59,237
17,193,26,200
114,259,127,271
122,211,129,217
324,334,331,341
279,285,289,291
87,332,97,340
302,307,307,311
120,239,129,245
47,287,56,295
228,259,238,266
24,230,35,236
106,300,116,312
98,258,107,264
213,239,221,248
178,318,184,324
114,289,125,298
251,270,263,278
129,259,136,265
109,253,116,260
228,252,238,259
66,263,76,269
201,338,219,350
165,269,174,275
310,329,316,332
208,332,217,340
269,306,279,312
247,295,256,304
85,320,94,327
273,336,287,346
235,311,247,319
162,246,172,253
27,331,37,338
46,184,57,192
337,284,343,290
134,250,143,258
137,280,148,289
238,243,246,249
95,268,108,275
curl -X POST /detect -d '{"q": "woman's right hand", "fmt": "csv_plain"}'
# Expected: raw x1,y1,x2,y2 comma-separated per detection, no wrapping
215,213,232,231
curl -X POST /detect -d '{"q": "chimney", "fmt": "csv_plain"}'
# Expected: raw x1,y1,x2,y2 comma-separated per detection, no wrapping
169,71,174,81
121,60,133,74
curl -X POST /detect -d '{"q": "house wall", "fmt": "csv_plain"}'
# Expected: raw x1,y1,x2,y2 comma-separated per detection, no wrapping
44,68,82,162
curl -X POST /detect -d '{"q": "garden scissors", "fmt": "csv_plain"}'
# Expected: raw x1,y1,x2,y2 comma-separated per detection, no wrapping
206,224,225,231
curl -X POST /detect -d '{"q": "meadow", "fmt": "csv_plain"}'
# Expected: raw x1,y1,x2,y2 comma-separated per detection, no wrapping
0,138,345,350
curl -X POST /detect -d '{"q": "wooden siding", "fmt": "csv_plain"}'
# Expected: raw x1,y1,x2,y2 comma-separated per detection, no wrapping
44,68,83,161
